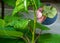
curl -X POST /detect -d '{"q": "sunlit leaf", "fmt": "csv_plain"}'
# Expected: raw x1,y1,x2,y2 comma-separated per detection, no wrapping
12,0,29,16
14,19,30,29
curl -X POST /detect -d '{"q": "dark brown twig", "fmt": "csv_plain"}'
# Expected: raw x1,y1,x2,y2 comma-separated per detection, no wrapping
35,30,42,43
1,0,4,19
25,35,30,43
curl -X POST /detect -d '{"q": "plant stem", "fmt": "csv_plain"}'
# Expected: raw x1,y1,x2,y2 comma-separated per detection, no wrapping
32,8,37,43
31,0,37,43
32,31,35,43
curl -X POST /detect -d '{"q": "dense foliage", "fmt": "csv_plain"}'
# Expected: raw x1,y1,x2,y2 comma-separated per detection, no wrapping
0,0,59,43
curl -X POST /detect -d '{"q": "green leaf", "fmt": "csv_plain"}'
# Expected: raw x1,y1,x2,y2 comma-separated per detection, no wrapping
0,19,5,28
0,38,25,43
3,0,16,7
0,26,15,31
24,28,32,40
12,5,23,16
12,0,43,16
30,0,42,10
36,23,50,30
24,0,28,12
0,29,23,38
37,33,60,43
12,0,24,15
12,0,29,16
42,6,57,18
29,20,50,30
14,19,30,30
16,39,25,43
4,16,20,22
0,23,23,38
4,16,30,30
4,16,20,26
34,0,41,9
